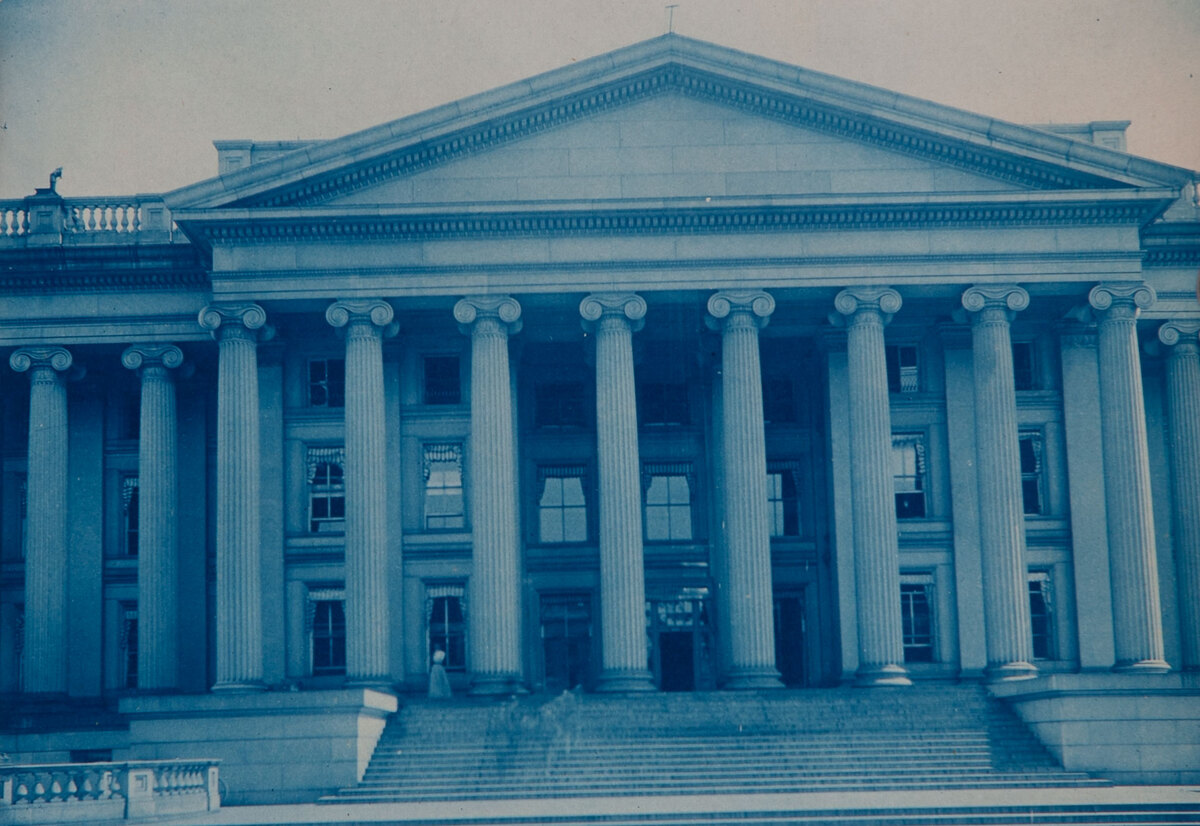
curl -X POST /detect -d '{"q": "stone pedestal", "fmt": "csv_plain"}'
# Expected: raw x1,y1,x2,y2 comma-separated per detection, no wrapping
454,296,524,695
9,347,74,694
833,288,910,686
962,286,1037,682
121,344,185,691
707,290,782,689
327,301,397,686
1088,284,1169,673
1158,320,1200,670
199,304,271,691
581,294,655,692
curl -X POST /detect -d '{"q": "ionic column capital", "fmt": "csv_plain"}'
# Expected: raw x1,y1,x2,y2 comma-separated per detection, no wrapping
121,344,185,373
198,303,273,341
325,300,399,337
580,293,646,333
706,290,775,331
1088,283,1156,320
10,347,73,374
1158,320,1200,352
962,285,1029,322
454,295,522,335
833,287,902,323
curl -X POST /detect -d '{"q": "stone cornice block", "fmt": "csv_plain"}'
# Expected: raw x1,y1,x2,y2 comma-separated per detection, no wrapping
454,296,522,335
961,284,1030,315
121,344,185,372
833,287,902,320
706,290,775,330
10,346,73,374
1088,282,1156,314
580,293,647,333
326,300,399,338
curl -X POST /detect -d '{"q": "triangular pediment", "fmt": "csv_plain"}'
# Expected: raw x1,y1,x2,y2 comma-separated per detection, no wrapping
165,34,1195,213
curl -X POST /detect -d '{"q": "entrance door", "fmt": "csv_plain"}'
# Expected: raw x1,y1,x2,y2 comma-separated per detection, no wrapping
658,632,694,691
541,593,592,693
647,595,715,691
773,589,808,687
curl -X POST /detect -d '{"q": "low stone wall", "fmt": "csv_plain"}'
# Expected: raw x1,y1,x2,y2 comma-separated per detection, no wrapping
118,688,397,805
0,759,219,823
991,671,1200,784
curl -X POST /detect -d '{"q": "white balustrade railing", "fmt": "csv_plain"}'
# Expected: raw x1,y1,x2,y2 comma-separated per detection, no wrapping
0,759,219,821
0,196,176,241
0,202,29,237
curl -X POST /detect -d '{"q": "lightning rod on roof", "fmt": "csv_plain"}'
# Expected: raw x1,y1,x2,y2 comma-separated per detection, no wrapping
666,5,678,34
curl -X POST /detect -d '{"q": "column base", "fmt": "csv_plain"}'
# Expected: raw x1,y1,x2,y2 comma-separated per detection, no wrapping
986,661,1039,682
1114,658,1172,675
724,666,784,690
595,669,656,693
211,680,267,694
468,673,527,697
855,664,912,687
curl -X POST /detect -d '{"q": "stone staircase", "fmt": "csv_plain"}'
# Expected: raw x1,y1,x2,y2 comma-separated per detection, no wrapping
322,684,1111,804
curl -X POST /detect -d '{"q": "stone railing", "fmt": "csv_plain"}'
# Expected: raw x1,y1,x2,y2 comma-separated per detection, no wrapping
0,195,178,244
0,759,219,822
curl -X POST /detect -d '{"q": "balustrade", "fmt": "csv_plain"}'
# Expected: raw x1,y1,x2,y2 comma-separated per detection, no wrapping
0,202,29,237
0,196,177,242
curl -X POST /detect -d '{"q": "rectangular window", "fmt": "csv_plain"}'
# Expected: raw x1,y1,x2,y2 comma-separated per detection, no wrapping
767,461,801,538
535,382,586,428
309,589,346,676
307,447,346,533
1019,432,1044,515
1029,572,1055,660
308,358,345,408
537,466,588,544
1012,342,1036,392
427,585,466,671
900,575,935,663
639,382,690,426
643,463,693,541
762,378,796,424
892,434,927,520
122,476,139,556
424,443,465,530
120,601,138,689
424,356,461,405
886,345,920,393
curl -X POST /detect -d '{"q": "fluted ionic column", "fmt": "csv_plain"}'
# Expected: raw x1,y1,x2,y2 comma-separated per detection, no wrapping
581,294,655,692
121,344,185,691
834,288,911,686
1158,320,1200,670
199,304,271,691
1088,283,1169,673
327,300,397,685
454,296,524,695
962,286,1037,681
9,347,73,693
707,290,782,689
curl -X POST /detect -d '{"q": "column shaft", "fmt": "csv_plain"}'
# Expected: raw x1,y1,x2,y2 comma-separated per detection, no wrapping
1090,284,1168,672
835,289,910,686
964,287,1036,680
11,349,72,693
584,295,654,691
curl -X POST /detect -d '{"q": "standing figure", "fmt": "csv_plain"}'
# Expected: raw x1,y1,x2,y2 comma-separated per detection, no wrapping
428,649,452,699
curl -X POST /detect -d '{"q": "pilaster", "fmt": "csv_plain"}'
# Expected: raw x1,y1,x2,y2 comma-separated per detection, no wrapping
961,285,1037,681
706,290,782,689
833,287,910,686
581,293,655,692
121,344,186,691
454,296,524,695
1087,283,1169,673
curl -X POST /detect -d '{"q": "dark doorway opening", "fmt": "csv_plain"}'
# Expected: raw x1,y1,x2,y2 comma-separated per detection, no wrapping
658,631,695,692
541,593,592,693
773,590,808,687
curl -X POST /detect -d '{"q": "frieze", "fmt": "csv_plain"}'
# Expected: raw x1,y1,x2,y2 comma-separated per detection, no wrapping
1142,246,1200,268
240,67,1115,209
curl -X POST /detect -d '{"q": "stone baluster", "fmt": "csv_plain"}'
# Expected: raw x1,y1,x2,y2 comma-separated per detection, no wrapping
454,296,524,695
326,300,397,685
962,286,1038,681
1158,320,1200,670
1088,283,1169,673
199,304,271,691
581,293,655,692
9,347,74,693
121,344,186,691
833,288,911,686
706,290,783,689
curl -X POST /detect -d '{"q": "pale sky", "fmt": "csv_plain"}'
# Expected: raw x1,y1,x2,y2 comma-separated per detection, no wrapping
1,0,1198,200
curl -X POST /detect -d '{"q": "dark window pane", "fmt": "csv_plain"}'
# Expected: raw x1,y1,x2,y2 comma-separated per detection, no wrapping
1012,342,1035,391
424,356,461,405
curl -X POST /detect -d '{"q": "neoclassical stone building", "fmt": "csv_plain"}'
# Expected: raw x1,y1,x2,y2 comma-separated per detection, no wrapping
1,34,1198,794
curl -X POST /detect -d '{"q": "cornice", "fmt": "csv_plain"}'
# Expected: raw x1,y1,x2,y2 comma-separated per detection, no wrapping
0,244,208,294
236,67,1122,209
1142,246,1200,268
